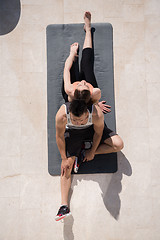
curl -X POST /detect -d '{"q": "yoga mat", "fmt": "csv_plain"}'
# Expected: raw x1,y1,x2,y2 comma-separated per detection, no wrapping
46,23,117,176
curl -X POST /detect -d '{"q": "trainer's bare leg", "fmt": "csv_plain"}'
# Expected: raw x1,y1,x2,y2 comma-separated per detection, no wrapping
95,135,124,155
61,157,75,206
83,11,92,49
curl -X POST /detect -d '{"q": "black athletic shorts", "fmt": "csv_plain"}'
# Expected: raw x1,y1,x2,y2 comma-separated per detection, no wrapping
65,122,117,158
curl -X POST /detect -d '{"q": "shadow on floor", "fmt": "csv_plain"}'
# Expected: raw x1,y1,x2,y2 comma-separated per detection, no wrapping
0,0,21,35
99,151,132,219
63,214,74,240
63,151,132,239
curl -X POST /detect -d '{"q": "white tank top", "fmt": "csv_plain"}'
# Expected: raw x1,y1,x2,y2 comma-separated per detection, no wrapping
64,103,93,130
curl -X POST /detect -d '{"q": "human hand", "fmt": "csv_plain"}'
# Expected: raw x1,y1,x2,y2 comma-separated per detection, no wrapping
98,101,111,114
83,149,95,162
70,42,79,57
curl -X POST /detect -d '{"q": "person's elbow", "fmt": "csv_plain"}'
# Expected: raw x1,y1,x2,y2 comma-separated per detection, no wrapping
92,88,101,102
97,89,101,100
65,87,73,97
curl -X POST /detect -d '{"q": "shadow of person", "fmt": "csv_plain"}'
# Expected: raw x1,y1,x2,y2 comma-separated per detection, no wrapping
63,214,74,240
68,151,132,223
63,187,74,240
98,151,132,220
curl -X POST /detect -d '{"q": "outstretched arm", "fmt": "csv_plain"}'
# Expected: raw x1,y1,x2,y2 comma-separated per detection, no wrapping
63,43,79,97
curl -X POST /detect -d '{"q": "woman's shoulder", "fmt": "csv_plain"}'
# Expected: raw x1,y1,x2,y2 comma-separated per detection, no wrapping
91,88,101,102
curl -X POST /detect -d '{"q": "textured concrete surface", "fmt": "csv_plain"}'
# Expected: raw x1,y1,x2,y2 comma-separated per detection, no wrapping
0,0,160,239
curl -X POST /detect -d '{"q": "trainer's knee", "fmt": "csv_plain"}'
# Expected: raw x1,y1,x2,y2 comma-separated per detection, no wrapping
63,157,75,178
64,169,71,179
113,136,124,152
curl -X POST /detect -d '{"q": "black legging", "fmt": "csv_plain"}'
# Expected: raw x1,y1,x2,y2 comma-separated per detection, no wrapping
62,48,98,102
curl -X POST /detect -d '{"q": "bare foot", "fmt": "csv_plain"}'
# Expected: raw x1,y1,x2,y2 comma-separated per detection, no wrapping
84,11,91,32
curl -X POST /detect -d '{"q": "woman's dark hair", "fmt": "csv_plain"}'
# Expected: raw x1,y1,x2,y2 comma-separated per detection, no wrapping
69,99,87,117
74,89,93,105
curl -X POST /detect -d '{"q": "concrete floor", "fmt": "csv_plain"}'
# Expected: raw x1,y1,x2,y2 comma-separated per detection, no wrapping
0,0,160,239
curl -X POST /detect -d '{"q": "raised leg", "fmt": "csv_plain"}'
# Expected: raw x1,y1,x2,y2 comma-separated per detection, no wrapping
80,11,98,88
83,11,92,49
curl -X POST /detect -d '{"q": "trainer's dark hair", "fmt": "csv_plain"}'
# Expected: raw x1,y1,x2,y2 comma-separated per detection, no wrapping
74,89,93,105
69,99,87,117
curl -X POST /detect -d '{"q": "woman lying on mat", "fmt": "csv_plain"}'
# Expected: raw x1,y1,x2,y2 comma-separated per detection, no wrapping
61,11,111,114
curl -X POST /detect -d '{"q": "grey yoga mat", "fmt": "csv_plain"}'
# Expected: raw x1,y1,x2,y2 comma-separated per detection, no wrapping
47,23,117,176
